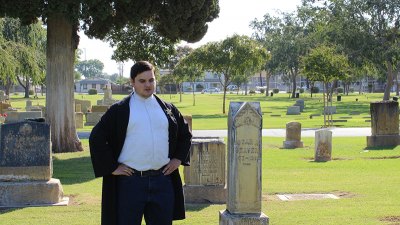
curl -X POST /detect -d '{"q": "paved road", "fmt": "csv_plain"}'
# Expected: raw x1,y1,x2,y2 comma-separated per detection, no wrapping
78,127,371,139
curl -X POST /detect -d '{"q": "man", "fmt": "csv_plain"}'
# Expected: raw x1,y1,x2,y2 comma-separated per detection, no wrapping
89,61,192,225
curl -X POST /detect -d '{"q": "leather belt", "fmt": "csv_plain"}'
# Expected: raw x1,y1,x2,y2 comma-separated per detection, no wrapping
131,167,164,177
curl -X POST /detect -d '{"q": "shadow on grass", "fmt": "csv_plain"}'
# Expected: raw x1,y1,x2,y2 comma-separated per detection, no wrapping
192,114,227,119
185,203,215,211
364,146,397,150
52,156,95,185
0,208,21,214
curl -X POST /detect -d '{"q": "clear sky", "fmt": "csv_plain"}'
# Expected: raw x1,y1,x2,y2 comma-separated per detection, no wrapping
78,0,302,77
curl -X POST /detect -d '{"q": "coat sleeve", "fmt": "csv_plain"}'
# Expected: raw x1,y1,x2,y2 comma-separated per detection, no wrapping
171,104,192,166
89,106,119,178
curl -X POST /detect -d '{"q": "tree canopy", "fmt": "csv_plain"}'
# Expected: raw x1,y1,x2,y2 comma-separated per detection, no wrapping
1,1,220,152
187,34,269,113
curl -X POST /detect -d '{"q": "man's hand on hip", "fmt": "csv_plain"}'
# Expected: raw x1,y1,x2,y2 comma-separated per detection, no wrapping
162,158,181,175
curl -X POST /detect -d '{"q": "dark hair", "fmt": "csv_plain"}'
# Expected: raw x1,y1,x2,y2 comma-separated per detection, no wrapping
130,61,154,80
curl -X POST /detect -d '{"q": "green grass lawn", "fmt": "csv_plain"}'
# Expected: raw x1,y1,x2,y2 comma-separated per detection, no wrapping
7,91,390,131
1,137,399,225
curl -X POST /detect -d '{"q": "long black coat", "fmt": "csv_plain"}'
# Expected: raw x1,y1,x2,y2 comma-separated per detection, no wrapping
89,94,192,225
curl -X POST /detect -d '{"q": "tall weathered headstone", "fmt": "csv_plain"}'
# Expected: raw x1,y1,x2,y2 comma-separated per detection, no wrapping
314,129,332,162
0,121,67,207
283,121,304,149
97,85,118,106
184,137,226,203
220,102,269,225
367,101,400,147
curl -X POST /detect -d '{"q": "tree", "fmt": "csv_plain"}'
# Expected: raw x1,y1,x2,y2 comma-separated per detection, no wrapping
75,59,104,78
190,35,269,113
1,1,219,152
173,56,204,106
106,23,177,67
302,0,400,100
251,12,309,98
301,45,349,127
0,17,46,97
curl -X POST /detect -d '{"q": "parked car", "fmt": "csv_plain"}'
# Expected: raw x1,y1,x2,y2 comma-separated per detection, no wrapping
201,87,220,93
227,85,239,91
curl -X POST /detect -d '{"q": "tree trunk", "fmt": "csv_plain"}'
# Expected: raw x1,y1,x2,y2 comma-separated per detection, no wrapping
192,82,195,106
396,71,399,96
46,14,82,152
290,69,297,98
383,61,394,100
16,75,29,98
265,74,270,96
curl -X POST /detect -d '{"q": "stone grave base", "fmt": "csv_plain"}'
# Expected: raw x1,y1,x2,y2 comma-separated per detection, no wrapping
0,178,67,207
283,140,303,149
367,135,400,147
184,185,226,204
219,210,269,225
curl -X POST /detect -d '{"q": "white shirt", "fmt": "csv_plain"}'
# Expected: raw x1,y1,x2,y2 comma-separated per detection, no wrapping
118,94,170,171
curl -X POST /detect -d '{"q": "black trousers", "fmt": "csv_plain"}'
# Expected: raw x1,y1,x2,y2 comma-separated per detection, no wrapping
116,174,174,225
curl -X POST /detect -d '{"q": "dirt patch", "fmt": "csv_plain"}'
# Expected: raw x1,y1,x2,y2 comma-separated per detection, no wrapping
380,216,400,224
304,157,352,161
331,191,357,198
262,194,279,201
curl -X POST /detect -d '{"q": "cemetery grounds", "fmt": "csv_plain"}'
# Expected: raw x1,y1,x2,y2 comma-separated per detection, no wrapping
0,92,399,224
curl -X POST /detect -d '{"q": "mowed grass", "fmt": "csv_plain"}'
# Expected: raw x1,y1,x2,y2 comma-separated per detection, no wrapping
1,137,399,225
8,91,387,130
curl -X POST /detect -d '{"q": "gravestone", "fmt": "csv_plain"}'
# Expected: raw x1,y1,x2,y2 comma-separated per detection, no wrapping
367,101,400,147
324,106,336,115
91,105,109,112
75,99,91,113
85,112,104,126
283,122,303,149
75,104,82,113
97,85,118,106
0,102,11,113
183,137,226,203
286,106,300,115
314,129,332,162
85,105,109,126
294,99,305,112
220,102,268,225
75,112,84,129
25,100,32,111
0,121,67,207
5,111,42,123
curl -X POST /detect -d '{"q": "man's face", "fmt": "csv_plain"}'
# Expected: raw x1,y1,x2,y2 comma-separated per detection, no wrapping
131,70,156,98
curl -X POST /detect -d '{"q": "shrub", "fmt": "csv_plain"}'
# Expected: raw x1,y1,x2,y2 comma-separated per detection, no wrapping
249,90,256,94
337,87,344,93
298,88,304,93
311,86,319,93
349,88,354,93
28,90,35,95
259,88,265,94
88,89,97,95
272,88,279,94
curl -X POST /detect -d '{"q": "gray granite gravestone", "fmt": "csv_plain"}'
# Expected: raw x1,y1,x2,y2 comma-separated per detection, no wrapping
0,121,67,207
220,102,268,225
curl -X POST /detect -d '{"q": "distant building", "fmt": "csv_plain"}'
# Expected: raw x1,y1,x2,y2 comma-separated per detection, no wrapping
75,78,112,93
